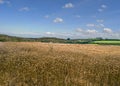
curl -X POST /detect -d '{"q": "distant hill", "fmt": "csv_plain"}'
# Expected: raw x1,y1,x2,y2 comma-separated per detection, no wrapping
0,34,92,43
0,34,33,42
0,34,67,43
0,34,91,44
0,34,120,45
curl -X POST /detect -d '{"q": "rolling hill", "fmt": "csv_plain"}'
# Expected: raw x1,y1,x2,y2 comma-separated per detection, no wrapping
0,34,120,45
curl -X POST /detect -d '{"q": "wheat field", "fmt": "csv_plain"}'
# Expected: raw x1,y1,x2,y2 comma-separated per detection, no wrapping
0,42,120,86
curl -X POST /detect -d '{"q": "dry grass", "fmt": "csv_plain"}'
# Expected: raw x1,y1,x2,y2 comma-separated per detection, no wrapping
0,42,120,86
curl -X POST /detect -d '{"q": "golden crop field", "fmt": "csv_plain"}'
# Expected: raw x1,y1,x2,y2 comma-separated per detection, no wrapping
0,42,120,86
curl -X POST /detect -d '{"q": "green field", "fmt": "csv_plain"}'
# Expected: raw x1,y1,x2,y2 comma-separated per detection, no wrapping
93,41,120,45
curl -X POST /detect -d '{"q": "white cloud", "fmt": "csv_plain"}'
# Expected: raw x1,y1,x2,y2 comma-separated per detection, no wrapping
98,4,107,12
75,28,120,39
63,3,74,8
86,23,105,29
45,32,55,35
86,24,95,27
103,28,112,33
0,0,4,4
95,24,105,28
19,7,30,11
76,28,83,32
99,24,105,27
76,28,98,34
98,9,103,12
101,5,107,8
97,19,104,23
2,30,120,39
86,29,98,34
0,0,10,5
44,15,49,18
53,18,63,23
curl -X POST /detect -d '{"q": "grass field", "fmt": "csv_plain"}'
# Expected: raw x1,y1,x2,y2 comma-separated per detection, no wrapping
0,42,120,86
93,41,120,45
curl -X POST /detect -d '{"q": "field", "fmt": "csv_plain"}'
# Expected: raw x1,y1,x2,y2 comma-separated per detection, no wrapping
93,41,120,45
0,42,120,86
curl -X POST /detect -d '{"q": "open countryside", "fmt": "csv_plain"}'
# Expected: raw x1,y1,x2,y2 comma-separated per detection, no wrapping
0,0,120,86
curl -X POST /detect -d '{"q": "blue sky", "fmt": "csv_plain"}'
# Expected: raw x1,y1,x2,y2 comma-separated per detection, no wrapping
0,0,120,39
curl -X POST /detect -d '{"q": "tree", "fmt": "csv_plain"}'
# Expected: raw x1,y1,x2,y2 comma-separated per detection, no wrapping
67,38,71,40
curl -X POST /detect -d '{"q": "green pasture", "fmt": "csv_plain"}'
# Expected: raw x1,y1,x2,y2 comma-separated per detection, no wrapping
93,41,120,45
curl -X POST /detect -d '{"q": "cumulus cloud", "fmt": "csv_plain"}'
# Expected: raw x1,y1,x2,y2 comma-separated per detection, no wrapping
45,32,55,35
2,30,120,39
76,28,83,32
101,5,107,8
103,28,112,33
97,19,104,23
75,28,120,39
94,24,105,28
86,29,98,34
86,23,105,29
53,18,63,23
76,28,98,34
99,24,105,27
98,4,107,12
74,27,120,39
86,24,95,27
19,7,30,11
33,30,120,39
63,3,74,8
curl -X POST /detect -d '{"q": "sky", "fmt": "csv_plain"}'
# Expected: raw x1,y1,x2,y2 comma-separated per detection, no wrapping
0,0,120,39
